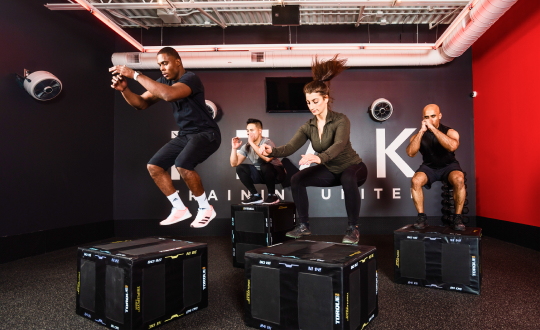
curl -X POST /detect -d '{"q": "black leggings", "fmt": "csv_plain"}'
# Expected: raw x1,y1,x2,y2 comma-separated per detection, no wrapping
236,163,286,195
291,162,368,226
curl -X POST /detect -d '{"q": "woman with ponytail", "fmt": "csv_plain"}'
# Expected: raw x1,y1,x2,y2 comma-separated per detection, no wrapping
261,55,367,245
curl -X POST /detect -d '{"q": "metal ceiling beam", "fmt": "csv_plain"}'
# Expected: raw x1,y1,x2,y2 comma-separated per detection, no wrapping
45,1,470,11
108,9,149,29
213,8,228,27
196,8,227,28
355,7,365,27
164,0,177,11
429,6,460,29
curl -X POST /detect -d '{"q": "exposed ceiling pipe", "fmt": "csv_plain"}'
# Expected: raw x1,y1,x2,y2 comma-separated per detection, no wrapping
110,0,518,69
440,0,518,60
112,48,449,69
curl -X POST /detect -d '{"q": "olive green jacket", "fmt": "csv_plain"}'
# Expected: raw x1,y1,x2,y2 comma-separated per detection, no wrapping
269,110,362,174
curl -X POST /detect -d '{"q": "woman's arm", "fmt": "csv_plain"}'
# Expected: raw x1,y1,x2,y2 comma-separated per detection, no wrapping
268,124,310,158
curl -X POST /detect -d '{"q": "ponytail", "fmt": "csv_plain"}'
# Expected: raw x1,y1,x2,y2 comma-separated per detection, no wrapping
303,54,348,106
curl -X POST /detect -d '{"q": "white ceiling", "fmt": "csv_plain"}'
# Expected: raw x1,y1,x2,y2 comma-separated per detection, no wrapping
46,0,467,29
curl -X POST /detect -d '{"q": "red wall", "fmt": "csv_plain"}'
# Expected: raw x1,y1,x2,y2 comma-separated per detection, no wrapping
473,0,540,227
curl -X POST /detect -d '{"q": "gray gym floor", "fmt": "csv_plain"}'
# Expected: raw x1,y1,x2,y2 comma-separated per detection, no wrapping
1,235,539,330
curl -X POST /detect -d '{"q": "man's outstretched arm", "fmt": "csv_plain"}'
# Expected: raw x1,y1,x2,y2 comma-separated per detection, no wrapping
110,65,191,103
111,73,159,110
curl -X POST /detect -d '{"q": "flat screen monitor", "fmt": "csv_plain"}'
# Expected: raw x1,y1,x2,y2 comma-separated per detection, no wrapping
265,77,312,113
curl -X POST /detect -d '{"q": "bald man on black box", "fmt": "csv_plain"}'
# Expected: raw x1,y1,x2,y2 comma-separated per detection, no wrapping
406,104,466,231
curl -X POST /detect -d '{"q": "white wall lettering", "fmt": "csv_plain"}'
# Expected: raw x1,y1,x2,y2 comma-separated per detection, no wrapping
376,128,416,178
208,190,218,201
322,189,331,200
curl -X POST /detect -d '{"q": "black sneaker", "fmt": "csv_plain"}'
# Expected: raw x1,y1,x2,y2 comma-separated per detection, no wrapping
342,225,360,245
286,223,311,238
241,194,263,205
413,213,428,230
453,214,466,231
263,194,280,205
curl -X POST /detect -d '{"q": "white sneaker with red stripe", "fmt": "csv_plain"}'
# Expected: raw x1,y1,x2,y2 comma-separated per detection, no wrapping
160,207,192,226
190,206,217,228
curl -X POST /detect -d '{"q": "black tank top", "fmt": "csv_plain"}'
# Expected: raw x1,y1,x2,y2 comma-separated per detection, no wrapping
419,123,458,169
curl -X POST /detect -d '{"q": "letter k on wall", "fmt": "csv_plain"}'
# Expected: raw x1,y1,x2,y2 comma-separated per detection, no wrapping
376,128,416,178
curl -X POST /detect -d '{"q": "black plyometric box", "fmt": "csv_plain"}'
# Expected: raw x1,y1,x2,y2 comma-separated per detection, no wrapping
244,240,378,330
394,225,482,294
76,237,208,329
232,202,296,268
272,5,300,26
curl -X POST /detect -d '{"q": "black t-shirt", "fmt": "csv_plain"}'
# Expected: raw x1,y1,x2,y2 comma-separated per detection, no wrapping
157,71,220,135
419,123,458,169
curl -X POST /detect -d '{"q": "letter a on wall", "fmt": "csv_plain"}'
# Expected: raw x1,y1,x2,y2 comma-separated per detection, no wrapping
376,128,416,178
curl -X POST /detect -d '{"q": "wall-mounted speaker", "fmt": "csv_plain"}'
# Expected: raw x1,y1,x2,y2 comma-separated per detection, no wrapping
271,6,300,26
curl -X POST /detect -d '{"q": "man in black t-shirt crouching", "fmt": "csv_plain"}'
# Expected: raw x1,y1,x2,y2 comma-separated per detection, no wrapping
110,47,221,229
406,104,466,231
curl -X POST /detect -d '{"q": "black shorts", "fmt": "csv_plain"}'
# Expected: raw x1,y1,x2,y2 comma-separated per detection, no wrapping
148,131,221,171
416,162,463,189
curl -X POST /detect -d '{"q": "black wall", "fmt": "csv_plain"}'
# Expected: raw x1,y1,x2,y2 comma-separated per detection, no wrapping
113,26,475,224
0,1,117,237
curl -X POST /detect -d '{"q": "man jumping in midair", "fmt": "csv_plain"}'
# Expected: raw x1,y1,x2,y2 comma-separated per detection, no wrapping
110,47,221,228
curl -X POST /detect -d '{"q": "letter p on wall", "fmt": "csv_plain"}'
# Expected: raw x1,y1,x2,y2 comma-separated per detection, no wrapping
376,128,416,178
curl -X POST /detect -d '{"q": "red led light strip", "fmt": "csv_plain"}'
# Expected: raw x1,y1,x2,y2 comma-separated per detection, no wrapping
73,0,144,52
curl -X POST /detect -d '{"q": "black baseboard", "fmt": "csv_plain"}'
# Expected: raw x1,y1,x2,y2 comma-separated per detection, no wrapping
114,216,477,237
311,216,476,235
476,216,540,251
114,218,232,238
0,220,114,264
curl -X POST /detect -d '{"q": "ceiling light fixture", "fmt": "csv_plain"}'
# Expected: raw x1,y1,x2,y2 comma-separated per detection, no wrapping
290,45,361,50
363,45,433,50
144,47,216,53
217,45,289,51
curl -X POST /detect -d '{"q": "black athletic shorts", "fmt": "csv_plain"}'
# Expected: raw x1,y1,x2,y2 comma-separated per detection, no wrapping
416,162,463,189
148,130,221,171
